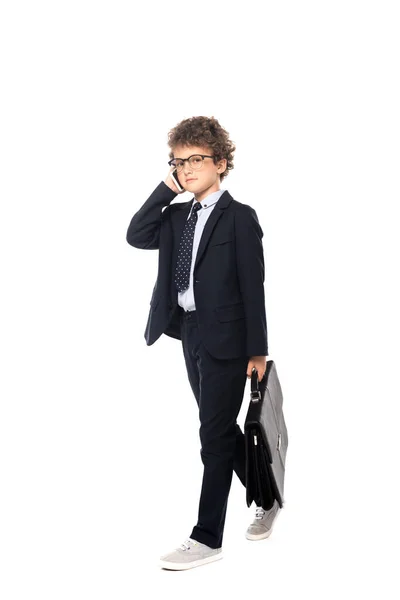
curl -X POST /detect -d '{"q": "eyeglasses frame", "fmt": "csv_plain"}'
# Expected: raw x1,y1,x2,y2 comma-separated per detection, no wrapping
167,154,215,172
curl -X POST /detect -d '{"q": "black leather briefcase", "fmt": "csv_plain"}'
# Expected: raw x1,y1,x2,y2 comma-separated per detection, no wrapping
244,360,288,511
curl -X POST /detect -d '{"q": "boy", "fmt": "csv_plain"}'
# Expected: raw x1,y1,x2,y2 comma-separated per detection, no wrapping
126,116,280,570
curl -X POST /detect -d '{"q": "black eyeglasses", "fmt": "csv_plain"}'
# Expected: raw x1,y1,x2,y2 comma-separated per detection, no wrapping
168,154,214,172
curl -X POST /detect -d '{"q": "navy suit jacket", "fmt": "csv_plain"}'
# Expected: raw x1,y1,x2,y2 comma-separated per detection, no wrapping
126,181,268,360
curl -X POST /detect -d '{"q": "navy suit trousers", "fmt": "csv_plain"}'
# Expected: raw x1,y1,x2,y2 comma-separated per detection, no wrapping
179,307,248,549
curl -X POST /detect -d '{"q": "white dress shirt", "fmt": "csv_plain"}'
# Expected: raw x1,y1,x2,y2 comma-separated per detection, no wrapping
177,188,226,311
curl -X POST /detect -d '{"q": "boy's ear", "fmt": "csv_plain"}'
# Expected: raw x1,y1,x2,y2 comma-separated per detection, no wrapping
218,158,227,172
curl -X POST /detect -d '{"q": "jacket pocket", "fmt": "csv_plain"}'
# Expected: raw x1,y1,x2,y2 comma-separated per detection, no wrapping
214,302,245,322
210,237,233,247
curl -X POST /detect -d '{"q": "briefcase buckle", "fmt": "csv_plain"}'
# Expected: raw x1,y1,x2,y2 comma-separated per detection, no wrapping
250,390,261,402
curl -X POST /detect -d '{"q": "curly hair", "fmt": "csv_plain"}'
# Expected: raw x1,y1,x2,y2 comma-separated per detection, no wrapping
167,116,236,182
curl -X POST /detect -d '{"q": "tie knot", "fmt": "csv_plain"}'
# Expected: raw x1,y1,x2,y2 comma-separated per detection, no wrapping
192,202,202,213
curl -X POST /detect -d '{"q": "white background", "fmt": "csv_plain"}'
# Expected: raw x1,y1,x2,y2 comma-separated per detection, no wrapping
1,1,399,598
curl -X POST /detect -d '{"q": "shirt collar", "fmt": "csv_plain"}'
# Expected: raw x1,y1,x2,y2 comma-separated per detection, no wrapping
191,188,226,211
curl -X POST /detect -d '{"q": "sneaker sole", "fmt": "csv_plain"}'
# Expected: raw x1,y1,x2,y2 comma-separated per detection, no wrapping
245,508,281,541
159,552,223,570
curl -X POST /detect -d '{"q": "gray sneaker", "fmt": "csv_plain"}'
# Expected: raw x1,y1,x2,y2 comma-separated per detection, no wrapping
245,499,281,540
159,538,223,570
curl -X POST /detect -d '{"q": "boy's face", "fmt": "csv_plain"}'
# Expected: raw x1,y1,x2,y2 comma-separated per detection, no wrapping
172,145,227,194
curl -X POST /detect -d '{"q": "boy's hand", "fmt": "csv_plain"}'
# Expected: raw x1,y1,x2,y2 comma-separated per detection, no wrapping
164,166,186,194
247,356,267,382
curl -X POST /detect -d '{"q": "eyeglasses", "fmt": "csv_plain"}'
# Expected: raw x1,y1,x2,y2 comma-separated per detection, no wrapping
168,154,214,173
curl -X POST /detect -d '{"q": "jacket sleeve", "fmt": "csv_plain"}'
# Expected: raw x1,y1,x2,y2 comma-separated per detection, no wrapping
234,205,268,357
126,181,177,249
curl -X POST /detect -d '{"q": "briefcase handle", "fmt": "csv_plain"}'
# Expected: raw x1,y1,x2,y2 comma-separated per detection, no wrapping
250,366,264,402
249,358,273,400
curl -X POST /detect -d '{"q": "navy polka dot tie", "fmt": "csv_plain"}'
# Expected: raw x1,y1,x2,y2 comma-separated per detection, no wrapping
174,201,202,293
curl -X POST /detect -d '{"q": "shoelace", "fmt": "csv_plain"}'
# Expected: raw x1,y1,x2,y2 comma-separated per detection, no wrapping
180,538,199,551
255,507,266,520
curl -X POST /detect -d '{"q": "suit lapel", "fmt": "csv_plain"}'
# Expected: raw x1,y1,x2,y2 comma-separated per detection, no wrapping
193,191,232,272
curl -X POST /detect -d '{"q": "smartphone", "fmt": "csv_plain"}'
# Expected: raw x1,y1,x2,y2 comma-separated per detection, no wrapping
170,168,185,193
